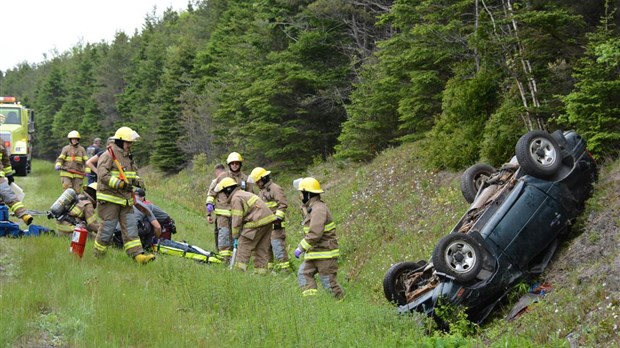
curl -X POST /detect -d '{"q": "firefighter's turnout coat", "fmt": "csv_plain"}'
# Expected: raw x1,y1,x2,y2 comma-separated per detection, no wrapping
298,196,339,260
229,188,276,271
56,192,99,236
56,144,88,178
0,144,28,218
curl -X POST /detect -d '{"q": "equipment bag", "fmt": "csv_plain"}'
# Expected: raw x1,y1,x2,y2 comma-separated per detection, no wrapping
154,239,222,264
0,221,21,237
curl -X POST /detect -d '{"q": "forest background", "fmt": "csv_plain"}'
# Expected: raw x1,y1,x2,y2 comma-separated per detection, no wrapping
0,0,618,173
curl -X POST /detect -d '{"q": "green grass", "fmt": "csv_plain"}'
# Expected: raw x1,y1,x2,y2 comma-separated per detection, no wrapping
1,148,618,346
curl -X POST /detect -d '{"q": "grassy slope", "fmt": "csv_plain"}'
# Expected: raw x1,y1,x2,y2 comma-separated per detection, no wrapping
0,144,618,346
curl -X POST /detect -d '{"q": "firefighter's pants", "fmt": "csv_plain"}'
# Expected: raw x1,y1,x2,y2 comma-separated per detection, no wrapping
94,202,143,258
298,258,344,299
216,215,232,257
269,227,290,266
61,177,84,193
0,179,27,218
235,224,272,271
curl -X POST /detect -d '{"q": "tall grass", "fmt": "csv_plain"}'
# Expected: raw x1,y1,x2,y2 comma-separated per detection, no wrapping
0,159,477,347
2,150,617,347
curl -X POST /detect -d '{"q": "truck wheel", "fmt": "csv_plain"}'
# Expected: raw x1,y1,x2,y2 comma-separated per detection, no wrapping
14,162,27,176
432,233,482,282
515,130,562,179
460,163,496,203
383,260,427,306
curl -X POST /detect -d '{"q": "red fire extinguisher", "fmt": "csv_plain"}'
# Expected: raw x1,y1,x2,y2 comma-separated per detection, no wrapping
70,224,89,258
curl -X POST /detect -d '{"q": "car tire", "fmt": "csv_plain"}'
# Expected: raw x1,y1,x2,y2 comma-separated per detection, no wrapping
432,233,482,282
515,130,562,179
461,163,497,203
383,260,427,306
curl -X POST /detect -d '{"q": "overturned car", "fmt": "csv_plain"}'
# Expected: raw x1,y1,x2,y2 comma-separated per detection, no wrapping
383,130,597,324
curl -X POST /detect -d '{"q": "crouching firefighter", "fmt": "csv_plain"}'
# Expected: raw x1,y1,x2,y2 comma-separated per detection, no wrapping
93,126,155,264
293,177,344,299
215,177,276,273
248,167,290,273
49,183,100,238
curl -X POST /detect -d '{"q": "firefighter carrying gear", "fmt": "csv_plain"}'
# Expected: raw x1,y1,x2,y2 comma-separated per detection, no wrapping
51,183,100,237
227,185,276,273
56,133,89,193
93,129,147,260
0,142,32,225
295,179,343,299
67,130,81,139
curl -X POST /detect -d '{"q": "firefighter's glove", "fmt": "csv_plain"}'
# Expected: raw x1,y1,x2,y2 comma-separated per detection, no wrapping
273,220,282,230
233,238,238,249
294,247,304,259
6,175,14,185
206,203,214,213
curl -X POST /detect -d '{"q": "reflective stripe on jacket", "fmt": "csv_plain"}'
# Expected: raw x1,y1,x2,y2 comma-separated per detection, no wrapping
229,188,276,239
298,196,339,260
96,144,137,206
56,144,88,177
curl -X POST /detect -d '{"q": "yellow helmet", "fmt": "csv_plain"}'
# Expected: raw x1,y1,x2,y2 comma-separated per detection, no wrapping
112,126,140,142
214,177,238,193
294,177,324,193
248,167,271,184
226,152,243,164
67,130,81,139
87,182,97,190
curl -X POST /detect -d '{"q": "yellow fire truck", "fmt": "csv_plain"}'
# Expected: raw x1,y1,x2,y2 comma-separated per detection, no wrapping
0,96,35,176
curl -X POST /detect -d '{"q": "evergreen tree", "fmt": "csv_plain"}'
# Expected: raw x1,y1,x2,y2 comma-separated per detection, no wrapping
560,2,620,159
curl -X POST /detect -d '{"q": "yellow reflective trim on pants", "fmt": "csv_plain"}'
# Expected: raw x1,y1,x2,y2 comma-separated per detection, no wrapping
232,227,240,236
235,262,248,271
244,214,276,229
214,208,231,217
279,261,290,269
305,249,340,260
254,268,268,275
303,289,318,297
94,240,107,252
124,239,142,250
9,202,24,213
219,250,233,257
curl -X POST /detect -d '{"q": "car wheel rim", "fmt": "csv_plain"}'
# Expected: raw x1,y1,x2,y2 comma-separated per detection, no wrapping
445,241,477,274
529,137,557,168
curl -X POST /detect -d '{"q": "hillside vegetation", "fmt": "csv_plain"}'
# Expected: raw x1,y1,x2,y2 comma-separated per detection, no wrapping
1,144,618,346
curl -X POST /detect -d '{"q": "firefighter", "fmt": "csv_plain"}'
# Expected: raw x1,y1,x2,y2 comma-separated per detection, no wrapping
51,182,100,238
215,177,276,273
205,152,251,261
0,113,32,225
93,126,154,264
55,130,89,193
248,167,290,273
293,177,343,299
207,163,226,249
